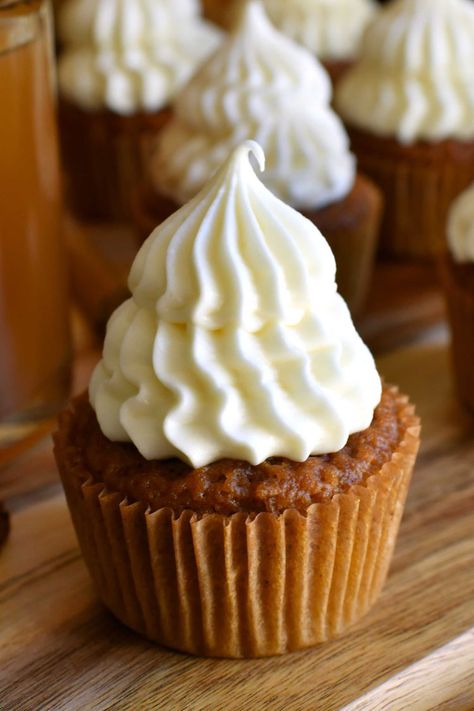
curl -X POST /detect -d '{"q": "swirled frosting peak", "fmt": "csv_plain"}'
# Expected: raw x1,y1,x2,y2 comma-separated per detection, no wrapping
448,183,474,263
90,142,381,468
262,0,377,60
151,1,355,210
58,0,221,114
335,0,474,144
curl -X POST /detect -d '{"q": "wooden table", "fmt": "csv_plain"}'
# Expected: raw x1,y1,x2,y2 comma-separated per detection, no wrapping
1,276,473,710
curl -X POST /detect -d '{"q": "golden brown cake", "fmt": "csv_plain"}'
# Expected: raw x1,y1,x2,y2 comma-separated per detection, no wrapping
55,385,419,657
54,142,420,658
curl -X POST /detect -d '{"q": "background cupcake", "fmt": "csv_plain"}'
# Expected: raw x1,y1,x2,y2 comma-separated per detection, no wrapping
139,2,382,315
58,0,221,221
441,183,474,413
336,0,474,259
202,0,377,86
258,0,378,86
54,142,420,658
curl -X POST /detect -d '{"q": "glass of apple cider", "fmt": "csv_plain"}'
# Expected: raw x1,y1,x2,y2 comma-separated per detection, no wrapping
0,0,71,447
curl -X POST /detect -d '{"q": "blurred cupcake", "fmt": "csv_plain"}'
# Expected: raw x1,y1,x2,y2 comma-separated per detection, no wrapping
260,0,377,86
336,0,474,259
54,142,420,658
202,0,377,86
57,0,221,221
138,1,382,315
441,184,474,413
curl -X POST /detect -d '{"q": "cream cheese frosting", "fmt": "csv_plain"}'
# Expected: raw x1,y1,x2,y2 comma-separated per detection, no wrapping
335,0,474,144
90,142,381,468
447,184,474,263
262,0,377,60
150,1,355,210
58,0,221,114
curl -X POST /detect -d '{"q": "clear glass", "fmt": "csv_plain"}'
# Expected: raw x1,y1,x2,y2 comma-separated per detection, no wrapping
0,0,71,447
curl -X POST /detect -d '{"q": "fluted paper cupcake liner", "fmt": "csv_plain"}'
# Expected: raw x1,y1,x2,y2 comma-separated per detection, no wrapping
54,389,419,658
440,257,474,413
59,99,171,221
347,127,474,259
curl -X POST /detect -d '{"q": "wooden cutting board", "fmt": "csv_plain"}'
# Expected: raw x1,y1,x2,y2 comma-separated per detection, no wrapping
1,341,473,711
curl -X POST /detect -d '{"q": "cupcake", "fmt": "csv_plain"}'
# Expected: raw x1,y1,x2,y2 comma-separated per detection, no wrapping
259,0,377,86
138,1,383,316
54,141,420,658
441,184,474,413
57,0,221,221
202,0,377,86
335,0,474,259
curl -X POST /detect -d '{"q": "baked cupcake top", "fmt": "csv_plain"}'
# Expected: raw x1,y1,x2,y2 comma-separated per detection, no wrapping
150,1,355,210
448,184,474,262
335,0,474,144
58,0,221,114
90,141,381,468
261,0,377,61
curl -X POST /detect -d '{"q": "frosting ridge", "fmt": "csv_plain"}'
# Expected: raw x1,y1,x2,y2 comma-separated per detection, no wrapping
335,0,474,143
150,1,355,210
58,0,221,114
90,141,381,467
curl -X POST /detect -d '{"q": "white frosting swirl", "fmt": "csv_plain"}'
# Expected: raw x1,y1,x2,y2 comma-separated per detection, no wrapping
90,142,381,468
447,184,474,263
151,1,355,210
58,0,221,114
335,0,474,144
262,0,377,60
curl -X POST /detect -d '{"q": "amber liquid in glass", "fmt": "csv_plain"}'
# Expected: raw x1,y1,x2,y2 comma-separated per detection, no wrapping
0,6,70,437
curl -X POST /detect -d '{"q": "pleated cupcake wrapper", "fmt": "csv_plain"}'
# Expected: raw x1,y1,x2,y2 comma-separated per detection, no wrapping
440,260,474,413
59,101,171,221
348,129,474,259
55,393,419,658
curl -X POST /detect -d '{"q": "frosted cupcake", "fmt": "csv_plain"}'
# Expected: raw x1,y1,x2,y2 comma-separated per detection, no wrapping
260,0,377,85
54,142,420,657
202,0,376,86
58,0,221,221
336,0,474,259
138,1,382,315
441,184,474,413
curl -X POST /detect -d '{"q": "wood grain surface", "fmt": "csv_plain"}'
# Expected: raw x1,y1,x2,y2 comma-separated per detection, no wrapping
1,336,473,711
